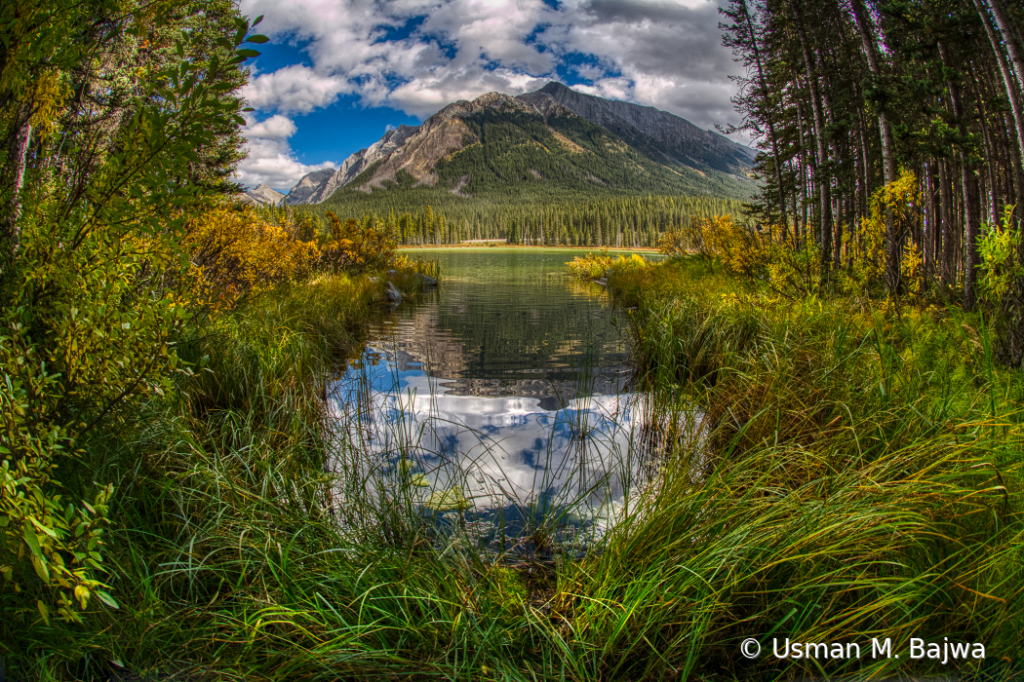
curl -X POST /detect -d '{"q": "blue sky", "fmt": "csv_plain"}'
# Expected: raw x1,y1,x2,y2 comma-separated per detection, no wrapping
234,0,746,192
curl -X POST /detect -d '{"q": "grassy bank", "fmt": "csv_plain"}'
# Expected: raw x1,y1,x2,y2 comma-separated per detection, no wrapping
598,254,1024,678
8,257,1023,681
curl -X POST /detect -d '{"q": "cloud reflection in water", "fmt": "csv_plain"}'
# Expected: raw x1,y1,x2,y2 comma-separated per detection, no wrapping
329,345,653,547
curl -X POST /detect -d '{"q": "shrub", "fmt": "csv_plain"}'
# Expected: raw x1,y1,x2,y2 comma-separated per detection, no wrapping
320,211,400,274
567,250,650,280
184,205,321,310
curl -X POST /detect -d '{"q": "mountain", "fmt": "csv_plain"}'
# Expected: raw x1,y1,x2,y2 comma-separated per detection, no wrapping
285,169,334,205
283,82,756,208
239,183,285,206
519,82,755,175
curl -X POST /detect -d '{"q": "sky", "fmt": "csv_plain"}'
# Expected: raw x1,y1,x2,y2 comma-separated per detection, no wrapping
233,0,749,192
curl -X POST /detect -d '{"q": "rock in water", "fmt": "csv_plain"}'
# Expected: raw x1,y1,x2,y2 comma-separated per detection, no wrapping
385,281,403,304
417,273,438,288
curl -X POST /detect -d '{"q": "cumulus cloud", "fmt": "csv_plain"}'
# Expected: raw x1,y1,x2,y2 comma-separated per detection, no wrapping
235,114,336,190
235,0,749,141
244,113,298,139
240,64,350,113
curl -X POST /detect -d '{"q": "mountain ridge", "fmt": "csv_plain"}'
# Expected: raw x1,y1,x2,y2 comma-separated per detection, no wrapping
278,82,756,206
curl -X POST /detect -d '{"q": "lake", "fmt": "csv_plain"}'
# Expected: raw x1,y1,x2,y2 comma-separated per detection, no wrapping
329,248,664,553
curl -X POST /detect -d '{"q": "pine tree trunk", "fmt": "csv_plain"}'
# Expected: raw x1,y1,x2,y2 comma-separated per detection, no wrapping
795,100,810,247
793,5,833,281
973,0,1024,174
740,0,788,229
940,159,956,289
926,160,940,282
849,0,900,296
938,42,982,309
984,0,1024,97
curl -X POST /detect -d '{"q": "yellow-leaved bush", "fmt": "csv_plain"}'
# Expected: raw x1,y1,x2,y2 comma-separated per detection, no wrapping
978,204,1023,305
566,250,650,280
320,211,400,274
184,205,321,310
660,215,769,277
838,169,924,297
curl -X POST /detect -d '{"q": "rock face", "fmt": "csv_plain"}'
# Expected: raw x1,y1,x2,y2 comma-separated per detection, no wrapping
518,82,755,175
239,183,286,206
285,168,335,205
281,82,755,204
309,124,421,202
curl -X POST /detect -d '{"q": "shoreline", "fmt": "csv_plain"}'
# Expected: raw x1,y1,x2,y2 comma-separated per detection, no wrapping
400,243,662,252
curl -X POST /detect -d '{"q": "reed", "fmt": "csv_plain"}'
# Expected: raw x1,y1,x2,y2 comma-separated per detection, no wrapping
9,257,1023,681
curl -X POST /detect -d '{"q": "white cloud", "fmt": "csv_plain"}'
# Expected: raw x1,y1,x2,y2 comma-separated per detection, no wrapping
244,114,297,139
240,64,349,113
235,115,336,190
235,0,750,142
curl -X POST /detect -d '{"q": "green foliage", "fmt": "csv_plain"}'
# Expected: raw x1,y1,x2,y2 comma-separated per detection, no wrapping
978,205,1023,305
318,193,746,249
0,0,261,638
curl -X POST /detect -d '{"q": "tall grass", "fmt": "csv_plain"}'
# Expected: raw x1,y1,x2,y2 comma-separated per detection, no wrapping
9,258,1023,681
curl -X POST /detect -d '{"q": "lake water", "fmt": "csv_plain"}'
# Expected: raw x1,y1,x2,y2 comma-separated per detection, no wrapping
329,248,662,553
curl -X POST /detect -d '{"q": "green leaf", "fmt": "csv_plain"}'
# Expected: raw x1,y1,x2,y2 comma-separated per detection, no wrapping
245,34,270,44
23,522,43,558
97,590,120,609
29,516,58,539
236,49,261,59
31,554,50,582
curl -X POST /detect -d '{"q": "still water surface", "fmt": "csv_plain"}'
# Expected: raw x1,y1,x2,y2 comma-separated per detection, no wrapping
330,249,659,550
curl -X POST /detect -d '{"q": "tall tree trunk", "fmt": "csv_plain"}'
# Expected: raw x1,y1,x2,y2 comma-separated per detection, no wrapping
926,160,940,282
793,4,833,282
739,0,788,229
796,99,811,247
973,0,1024,174
849,0,900,295
940,159,955,289
980,0,1024,364
984,0,1024,97
2,103,32,258
853,80,873,217
938,43,982,309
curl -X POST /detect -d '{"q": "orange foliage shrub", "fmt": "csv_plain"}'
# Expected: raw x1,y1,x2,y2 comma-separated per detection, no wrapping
319,211,399,274
185,205,320,310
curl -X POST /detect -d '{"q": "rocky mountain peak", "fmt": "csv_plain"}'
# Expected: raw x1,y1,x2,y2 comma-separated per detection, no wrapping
518,82,754,175
285,169,334,205
240,183,285,207
277,81,755,206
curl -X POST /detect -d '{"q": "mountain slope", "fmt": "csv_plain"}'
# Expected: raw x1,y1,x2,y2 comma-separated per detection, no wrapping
285,82,756,209
518,82,755,176
239,183,285,206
